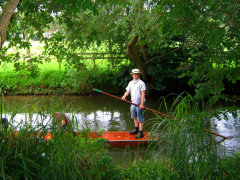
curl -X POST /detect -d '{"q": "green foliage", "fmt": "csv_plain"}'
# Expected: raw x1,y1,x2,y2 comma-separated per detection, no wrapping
220,153,240,179
112,62,135,90
1,0,240,100
61,68,119,94
0,67,124,95
14,61,40,77
123,160,171,179
0,114,121,179
150,93,240,179
147,42,191,93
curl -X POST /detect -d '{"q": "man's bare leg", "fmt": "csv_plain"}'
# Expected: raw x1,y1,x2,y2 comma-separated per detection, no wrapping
134,118,138,127
139,122,144,131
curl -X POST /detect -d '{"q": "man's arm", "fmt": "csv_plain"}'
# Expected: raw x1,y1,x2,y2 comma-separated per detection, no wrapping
140,90,145,109
122,91,129,100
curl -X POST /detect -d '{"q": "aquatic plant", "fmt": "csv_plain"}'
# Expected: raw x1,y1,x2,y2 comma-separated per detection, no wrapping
0,95,122,180
149,93,230,179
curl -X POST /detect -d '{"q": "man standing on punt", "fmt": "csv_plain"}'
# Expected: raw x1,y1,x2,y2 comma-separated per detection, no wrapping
122,69,146,139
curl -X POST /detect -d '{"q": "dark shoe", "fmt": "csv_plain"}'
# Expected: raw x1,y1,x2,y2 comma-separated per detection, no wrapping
130,129,138,134
135,131,144,139
130,127,139,134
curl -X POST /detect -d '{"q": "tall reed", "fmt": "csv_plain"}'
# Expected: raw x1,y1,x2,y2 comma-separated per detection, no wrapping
150,93,225,179
0,95,121,180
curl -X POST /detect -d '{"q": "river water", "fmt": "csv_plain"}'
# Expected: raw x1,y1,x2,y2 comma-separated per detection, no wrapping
1,95,240,163
1,95,160,131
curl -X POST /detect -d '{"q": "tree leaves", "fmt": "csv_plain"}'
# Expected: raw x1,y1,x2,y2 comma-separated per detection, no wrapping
1,0,240,100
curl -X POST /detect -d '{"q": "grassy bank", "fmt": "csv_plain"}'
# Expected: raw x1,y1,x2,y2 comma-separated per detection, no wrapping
0,126,121,179
1,40,131,95
0,61,132,95
1,125,239,179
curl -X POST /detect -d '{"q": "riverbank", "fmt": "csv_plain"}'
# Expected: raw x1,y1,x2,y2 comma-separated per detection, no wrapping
0,68,125,95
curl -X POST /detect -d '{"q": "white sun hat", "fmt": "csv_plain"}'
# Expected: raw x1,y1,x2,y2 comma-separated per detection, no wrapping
130,69,141,74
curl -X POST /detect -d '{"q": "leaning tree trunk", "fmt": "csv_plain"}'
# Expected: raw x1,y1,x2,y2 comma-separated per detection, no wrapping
0,0,20,48
126,35,148,82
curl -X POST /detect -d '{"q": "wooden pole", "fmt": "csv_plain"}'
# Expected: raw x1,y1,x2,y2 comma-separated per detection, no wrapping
93,88,230,140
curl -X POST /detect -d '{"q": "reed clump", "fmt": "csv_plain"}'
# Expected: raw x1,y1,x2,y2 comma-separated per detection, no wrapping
0,117,121,180
146,93,240,179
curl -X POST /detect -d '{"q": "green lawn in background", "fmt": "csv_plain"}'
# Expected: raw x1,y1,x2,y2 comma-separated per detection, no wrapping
4,41,45,55
0,60,65,73
1,40,127,73
0,59,122,74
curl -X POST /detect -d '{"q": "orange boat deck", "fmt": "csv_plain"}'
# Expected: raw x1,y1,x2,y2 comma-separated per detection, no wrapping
14,131,157,147
82,132,156,147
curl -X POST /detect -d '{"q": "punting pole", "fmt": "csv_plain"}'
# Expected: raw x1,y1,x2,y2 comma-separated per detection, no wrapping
93,88,230,140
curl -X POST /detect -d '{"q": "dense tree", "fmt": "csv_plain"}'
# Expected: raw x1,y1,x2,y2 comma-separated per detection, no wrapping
0,0,239,100
50,0,239,100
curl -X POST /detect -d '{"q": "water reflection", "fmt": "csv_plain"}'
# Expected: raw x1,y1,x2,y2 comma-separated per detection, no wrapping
1,95,159,132
211,110,240,155
2,111,126,132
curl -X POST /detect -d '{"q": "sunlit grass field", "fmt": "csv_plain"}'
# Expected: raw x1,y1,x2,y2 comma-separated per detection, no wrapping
0,41,129,95
1,40,128,73
0,60,63,72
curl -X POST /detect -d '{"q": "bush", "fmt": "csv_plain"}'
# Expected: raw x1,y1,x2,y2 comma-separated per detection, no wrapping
0,68,124,95
220,153,240,179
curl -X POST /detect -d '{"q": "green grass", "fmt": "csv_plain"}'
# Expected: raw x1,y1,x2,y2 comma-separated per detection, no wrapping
0,120,121,179
0,56,127,73
0,65,125,95
0,41,131,95
148,93,240,179
0,60,64,72
2,40,129,71
4,41,45,55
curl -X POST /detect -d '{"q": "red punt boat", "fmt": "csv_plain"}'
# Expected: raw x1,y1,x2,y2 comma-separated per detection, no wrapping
74,131,157,147
14,131,157,147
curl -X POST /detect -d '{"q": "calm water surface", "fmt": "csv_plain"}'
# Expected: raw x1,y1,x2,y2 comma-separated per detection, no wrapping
1,95,160,131
1,95,240,162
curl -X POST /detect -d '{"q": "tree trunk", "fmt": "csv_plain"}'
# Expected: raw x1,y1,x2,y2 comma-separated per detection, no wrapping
24,29,33,70
58,62,62,71
126,35,148,82
0,0,20,48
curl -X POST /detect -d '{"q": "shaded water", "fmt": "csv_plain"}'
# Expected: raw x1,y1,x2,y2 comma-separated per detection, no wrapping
1,95,240,163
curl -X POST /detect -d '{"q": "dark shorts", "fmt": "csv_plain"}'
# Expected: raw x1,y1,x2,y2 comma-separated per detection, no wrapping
130,105,144,122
